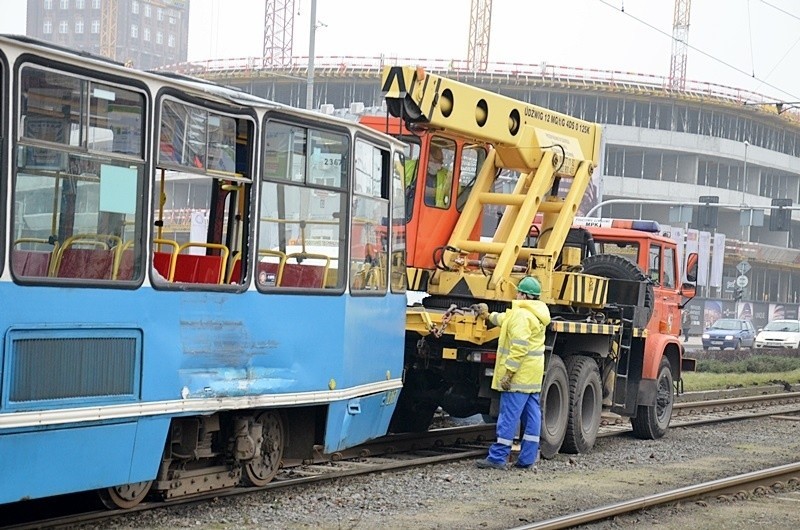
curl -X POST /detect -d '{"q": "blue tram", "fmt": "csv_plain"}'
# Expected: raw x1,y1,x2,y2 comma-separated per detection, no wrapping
0,36,407,508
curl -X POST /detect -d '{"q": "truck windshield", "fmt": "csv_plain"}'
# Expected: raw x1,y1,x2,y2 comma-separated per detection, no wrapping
595,241,640,265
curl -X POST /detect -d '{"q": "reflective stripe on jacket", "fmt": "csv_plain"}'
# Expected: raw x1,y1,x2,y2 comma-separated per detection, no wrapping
488,299,551,393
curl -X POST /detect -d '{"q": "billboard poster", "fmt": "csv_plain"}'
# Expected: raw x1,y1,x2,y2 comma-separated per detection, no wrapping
752,303,769,331
768,304,797,321
704,300,723,329
736,301,753,321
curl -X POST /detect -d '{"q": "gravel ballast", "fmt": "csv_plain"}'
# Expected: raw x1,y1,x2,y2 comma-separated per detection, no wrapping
91,415,800,529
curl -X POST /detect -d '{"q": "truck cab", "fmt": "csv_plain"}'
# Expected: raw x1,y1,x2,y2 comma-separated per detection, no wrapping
574,217,697,339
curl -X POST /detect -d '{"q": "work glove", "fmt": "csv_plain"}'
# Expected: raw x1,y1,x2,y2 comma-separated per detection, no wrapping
473,303,490,318
500,372,514,391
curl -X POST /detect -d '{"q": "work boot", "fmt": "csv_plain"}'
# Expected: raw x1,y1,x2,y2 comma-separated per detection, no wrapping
475,458,507,470
513,463,538,472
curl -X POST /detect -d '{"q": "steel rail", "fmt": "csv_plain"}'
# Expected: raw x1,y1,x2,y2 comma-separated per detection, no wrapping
673,391,800,413
4,394,799,529
510,462,800,530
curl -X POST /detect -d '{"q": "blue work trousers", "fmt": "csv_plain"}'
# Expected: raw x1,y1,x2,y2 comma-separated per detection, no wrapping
487,391,541,467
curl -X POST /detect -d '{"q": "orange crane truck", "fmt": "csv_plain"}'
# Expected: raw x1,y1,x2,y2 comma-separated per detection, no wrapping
369,66,697,457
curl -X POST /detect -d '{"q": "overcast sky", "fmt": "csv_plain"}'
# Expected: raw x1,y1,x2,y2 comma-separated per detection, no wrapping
2,0,799,102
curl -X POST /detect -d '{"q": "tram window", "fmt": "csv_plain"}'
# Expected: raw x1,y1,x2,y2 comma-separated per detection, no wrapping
159,99,238,174
20,68,82,148
391,150,407,293
154,100,253,288
88,84,144,156
14,66,146,284
258,120,348,292
396,138,420,224
208,116,236,172
350,140,389,294
264,122,305,184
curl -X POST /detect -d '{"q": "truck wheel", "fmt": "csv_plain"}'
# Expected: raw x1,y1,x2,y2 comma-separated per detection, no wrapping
562,356,602,454
581,254,654,323
388,369,444,433
539,356,569,459
631,357,674,439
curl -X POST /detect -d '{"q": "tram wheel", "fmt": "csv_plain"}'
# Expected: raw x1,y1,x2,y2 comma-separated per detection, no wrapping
98,480,153,510
243,411,285,486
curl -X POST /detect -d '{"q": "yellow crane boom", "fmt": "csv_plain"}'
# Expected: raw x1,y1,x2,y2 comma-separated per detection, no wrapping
381,65,605,306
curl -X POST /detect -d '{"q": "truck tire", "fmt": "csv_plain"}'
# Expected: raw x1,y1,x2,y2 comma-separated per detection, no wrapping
562,356,602,454
581,254,654,323
388,369,445,433
539,355,569,459
631,357,674,439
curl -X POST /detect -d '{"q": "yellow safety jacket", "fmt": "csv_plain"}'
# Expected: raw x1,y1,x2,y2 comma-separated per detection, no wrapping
488,299,551,393
404,159,417,187
425,168,451,208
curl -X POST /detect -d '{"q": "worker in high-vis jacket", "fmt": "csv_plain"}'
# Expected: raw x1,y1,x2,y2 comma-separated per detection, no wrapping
424,145,452,208
474,276,551,470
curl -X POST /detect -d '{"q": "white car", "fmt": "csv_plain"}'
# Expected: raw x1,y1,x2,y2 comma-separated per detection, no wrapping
754,319,800,349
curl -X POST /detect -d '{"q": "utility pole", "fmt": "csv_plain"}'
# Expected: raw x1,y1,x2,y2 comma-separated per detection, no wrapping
305,0,317,110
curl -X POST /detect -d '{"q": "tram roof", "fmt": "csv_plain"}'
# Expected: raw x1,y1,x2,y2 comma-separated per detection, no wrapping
0,34,405,147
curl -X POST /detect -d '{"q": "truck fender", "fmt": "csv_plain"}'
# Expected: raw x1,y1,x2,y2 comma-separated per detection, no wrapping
642,334,682,381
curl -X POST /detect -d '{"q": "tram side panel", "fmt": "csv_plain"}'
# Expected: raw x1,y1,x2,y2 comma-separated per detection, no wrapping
0,35,406,505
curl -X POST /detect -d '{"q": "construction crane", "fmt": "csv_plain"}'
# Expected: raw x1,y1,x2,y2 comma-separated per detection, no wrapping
467,0,492,72
668,0,691,90
263,0,296,67
99,0,118,60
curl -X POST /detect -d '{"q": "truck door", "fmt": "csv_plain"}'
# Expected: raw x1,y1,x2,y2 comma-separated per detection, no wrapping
648,243,681,336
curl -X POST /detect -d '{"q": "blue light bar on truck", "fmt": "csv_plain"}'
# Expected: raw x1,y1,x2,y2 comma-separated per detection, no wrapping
573,217,661,233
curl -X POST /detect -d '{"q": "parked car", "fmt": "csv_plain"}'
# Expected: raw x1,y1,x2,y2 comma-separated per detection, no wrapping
754,319,800,349
701,318,756,350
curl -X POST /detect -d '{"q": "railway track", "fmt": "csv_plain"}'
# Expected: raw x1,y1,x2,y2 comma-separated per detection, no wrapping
511,462,800,529
5,391,800,529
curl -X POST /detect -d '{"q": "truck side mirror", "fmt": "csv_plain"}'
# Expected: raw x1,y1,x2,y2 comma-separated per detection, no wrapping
685,252,698,283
